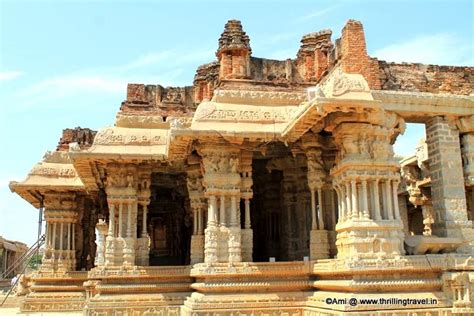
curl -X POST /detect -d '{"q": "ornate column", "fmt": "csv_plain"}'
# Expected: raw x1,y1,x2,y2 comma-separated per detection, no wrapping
303,133,330,260
104,163,139,267
187,154,206,265
240,150,253,262
331,113,405,260
198,143,242,264
41,193,79,272
135,167,151,266
94,219,108,266
281,162,297,260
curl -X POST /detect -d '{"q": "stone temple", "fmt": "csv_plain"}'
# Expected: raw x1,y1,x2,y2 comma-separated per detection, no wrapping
8,19,474,315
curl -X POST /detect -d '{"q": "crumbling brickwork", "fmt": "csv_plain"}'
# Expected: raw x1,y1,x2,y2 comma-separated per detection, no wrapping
339,20,381,89
57,127,97,151
379,62,474,95
117,19,473,119
121,84,195,117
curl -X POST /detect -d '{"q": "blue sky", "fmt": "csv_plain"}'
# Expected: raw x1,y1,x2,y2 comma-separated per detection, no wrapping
0,0,472,246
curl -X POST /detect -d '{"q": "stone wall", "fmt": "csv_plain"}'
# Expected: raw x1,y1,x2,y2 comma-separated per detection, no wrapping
378,62,474,95
121,84,195,117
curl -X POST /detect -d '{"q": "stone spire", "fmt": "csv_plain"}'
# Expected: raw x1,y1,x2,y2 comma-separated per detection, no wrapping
216,20,252,79
297,29,333,81
216,19,251,57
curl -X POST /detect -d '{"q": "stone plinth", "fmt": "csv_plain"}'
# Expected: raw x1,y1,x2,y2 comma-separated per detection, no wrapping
83,266,192,315
21,271,88,312
182,261,312,315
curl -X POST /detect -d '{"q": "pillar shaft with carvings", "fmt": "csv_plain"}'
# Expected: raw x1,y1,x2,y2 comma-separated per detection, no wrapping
42,192,79,272
136,167,151,266
331,118,405,260
240,150,253,262
187,154,206,264
198,143,242,263
104,163,139,267
302,133,330,260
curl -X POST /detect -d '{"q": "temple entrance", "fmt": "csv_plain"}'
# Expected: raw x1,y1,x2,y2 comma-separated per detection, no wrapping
251,149,312,262
251,159,285,261
148,172,191,266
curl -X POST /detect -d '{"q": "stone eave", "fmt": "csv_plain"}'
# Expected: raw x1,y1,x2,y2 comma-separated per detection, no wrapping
281,98,381,142
172,128,281,143
9,151,85,208
373,90,474,122
9,180,84,208
71,147,168,160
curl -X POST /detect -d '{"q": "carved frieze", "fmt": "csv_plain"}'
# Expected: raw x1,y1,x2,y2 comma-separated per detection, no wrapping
94,127,167,146
194,102,298,124
30,165,77,178
213,89,306,105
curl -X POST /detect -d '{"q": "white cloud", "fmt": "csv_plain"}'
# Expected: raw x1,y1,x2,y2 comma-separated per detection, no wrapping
297,6,337,23
373,33,473,66
119,51,174,71
0,70,23,81
12,47,213,108
22,75,125,97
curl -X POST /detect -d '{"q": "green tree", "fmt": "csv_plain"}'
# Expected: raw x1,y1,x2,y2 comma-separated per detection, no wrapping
27,253,42,269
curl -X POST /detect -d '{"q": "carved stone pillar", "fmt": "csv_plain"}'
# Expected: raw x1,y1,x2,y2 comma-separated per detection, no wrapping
331,119,405,260
136,167,151,266
303,133,330,260
94,219,108,267
426,116,473,252
187,155,206,265
459,115,474,187
198,143,242,263
104,163,139,267
41,193,79,272
240,150,253,262
281,162,297,260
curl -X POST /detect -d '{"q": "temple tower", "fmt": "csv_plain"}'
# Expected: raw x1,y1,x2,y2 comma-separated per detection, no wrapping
216,19,252,80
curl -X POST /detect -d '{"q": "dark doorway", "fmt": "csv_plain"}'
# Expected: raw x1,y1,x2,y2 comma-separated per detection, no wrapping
251,159,285,261
148,173,191,265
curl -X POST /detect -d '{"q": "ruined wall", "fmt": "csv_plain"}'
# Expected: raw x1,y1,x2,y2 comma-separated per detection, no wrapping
117,19,473,119
120,84,195,117
57,127,97,151
378,62,474,95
